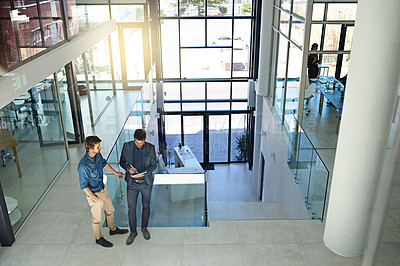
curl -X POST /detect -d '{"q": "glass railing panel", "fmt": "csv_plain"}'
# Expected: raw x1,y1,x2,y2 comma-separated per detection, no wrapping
288,114,330,220
104,66,207,228
287,122,301,175
104,172,206,228
307,150,329,219
295,130,313,201
152,174,206,227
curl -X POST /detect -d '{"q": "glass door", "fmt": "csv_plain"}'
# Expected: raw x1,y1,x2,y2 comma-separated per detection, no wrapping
56,67,81,143
29,74,65,147
182,115,204,163
208,115,229,163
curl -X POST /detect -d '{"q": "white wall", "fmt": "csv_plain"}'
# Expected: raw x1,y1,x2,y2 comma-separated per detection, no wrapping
256,96,309,219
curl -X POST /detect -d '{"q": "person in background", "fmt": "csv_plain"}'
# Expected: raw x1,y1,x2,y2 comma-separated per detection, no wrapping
308,43,322,83
120,129,157,245
78,135,129,248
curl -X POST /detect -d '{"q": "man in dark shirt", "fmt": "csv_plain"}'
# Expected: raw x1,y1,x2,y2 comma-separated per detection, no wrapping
119,129,157,245
308,43,322,83
78,135,128,248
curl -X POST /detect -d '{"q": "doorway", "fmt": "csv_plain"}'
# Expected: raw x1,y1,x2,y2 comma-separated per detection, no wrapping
166,112,248,165
117,24,150,90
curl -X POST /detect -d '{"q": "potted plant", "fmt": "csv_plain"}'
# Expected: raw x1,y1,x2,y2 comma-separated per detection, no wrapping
235,135,249,161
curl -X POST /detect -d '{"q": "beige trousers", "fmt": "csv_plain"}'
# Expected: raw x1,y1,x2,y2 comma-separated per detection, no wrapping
86,187,116,240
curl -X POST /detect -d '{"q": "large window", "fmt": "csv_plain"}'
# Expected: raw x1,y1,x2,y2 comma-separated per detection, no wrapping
159,0,254,80
159,1,254,164
270,0,356,130
0,0,65,70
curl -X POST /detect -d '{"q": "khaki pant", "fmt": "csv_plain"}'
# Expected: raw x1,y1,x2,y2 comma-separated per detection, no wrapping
86,187,116,240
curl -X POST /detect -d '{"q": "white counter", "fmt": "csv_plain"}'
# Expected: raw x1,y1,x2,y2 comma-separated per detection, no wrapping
167,146,204,174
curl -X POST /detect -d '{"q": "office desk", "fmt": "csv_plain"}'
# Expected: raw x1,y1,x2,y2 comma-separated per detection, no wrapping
314,76,345,133
0,129,22,177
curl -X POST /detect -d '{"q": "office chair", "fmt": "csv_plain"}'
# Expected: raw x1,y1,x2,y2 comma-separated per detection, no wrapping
0,125,15,166
291,83,316,115
304,83,316,115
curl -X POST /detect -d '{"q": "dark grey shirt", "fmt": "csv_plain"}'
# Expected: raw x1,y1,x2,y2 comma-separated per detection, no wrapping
132,145,145,180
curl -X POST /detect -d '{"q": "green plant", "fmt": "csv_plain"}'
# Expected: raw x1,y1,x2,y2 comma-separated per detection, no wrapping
219,6,228,14
241,2,251,14
234,135,249,161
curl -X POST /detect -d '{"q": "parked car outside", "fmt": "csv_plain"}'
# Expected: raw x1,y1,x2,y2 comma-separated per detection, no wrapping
211,36,249,50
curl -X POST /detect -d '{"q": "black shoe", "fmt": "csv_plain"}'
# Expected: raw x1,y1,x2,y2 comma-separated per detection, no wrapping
96,237,113,248
141,228,150,240
110,227,129,235
126,232,138,245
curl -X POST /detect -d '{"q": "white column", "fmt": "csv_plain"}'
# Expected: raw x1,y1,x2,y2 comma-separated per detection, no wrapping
256,1,273,96
323,0,400,257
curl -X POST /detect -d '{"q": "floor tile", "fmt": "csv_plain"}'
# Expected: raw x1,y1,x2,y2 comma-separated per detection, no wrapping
183,244,242,266
122,244,183,266
0,244,68,266
62,244,126,266
238,220,296,244
16,211,85,245
228,202,267,219
298,243,363,266
242,244,305,266
207,202,229,220
381,215,400,243
262,202,290,219
374,242,400,266
290,220,325,243
35,186,88,213
184,220,240,245
0,247,11,265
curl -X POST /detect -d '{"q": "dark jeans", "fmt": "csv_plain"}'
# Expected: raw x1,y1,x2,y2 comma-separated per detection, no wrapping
127,182,152,233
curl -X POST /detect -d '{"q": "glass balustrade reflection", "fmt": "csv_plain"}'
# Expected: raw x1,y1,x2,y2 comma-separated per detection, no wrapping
287,115,329,220
102,67,208,228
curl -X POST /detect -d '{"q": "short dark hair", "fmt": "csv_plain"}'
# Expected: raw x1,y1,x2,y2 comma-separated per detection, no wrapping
134,129,146,141
84,135,102,152
311,43,318,49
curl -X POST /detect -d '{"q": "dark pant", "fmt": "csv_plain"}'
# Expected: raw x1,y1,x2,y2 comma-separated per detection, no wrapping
127,182,152,233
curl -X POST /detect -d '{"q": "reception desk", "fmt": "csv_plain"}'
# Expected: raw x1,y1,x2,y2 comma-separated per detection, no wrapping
167,146,204,174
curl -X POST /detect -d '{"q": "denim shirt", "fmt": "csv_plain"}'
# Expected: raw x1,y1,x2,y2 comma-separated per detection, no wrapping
78,153,107,191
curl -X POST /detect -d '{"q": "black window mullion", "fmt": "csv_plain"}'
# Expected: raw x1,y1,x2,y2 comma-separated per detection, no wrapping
181,114,184,146
320,3,328,50
180,82,183,110
335,24,347,79
230,18,234,78
205,82,208,111
205,16,208,47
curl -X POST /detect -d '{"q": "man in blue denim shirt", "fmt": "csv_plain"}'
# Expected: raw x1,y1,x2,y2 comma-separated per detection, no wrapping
78,135,128,248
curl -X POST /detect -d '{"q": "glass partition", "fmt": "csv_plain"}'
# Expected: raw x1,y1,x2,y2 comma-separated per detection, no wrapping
0,75,68,233
288,115,329,220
